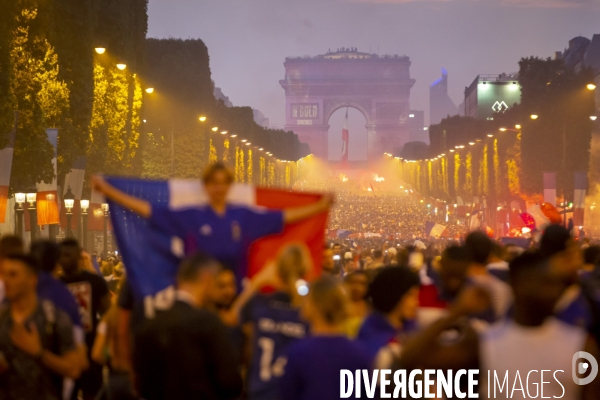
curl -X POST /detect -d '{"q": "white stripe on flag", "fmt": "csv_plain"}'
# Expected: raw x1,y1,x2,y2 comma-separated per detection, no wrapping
0,147,13,186
167,180,256,209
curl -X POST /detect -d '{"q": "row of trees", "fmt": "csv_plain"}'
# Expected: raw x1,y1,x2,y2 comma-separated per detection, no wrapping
0,2,307,196
398,57,596,203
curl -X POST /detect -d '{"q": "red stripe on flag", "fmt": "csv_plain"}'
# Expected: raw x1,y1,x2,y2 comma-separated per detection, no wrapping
0,186,7,224
250,188,327,280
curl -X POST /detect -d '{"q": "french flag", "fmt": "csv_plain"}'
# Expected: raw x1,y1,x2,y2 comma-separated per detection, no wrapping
102,177,327,300
341,108,349,163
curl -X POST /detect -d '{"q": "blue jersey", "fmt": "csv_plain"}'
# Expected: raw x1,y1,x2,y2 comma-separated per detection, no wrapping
149,205,284,281
280,336,371,400
37,271,82,328
241,292,308,400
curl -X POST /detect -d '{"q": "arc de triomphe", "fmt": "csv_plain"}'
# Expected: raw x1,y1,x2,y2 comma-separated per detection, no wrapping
279,48,415,161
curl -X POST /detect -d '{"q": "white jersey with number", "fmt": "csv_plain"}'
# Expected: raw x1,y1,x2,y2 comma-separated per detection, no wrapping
478,318,586,400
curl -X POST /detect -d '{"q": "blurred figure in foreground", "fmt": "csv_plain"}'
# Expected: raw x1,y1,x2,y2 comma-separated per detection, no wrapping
133,253,242,400
280,276,370,400
0,254,81,400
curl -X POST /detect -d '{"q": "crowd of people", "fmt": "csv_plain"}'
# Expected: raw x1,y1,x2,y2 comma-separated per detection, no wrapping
0,163,599,400
328,194,462,240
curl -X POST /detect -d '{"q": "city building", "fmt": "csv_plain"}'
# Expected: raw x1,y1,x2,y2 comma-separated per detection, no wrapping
213,81,233,107
407,110,428,143
429,68,458,125
464,74,521,120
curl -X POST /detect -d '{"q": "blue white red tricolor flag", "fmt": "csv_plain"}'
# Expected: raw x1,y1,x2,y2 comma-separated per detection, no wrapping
341,108,349,163
103,178,327,300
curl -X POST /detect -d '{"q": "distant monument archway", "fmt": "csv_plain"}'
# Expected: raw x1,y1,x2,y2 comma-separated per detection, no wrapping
280,48,415,161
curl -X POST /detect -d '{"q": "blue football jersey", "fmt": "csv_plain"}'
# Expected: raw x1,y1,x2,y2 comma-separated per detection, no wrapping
241,292,308,400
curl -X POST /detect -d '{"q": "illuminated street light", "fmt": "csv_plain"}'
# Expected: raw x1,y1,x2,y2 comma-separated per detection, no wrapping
487,134,494,137
145,87,154,94
515,124,522,129
199,116,207,122
245,142,251,146
230,134,237,138
211,126,219,132
587,83,597,91
241,139,247,143
591,116,598,121
530,114,539,120
469,142,475,145
95,47,106,54
220,131,228,135
116,63,127,70
499,127,507,132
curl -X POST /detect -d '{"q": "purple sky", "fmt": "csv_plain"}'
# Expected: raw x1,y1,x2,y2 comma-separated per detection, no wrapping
148,0,600,160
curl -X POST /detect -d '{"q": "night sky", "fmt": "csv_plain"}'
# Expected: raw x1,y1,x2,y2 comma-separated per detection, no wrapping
148,0,600,160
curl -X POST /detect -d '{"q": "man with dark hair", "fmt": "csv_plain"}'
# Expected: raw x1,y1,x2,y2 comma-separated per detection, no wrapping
133,252,243,400
464,232,512,321
0,235,24,304
486,241,509,282
0,254,81,400
59,239,110,400
357,266,420,365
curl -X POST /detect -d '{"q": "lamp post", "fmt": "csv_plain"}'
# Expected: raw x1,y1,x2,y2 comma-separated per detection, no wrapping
63,186,75,238
80,199,90,251
101,203,109,257
14,193,25,239
26,191,38,241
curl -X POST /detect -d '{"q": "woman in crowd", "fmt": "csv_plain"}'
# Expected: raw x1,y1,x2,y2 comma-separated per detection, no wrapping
280,276,371,400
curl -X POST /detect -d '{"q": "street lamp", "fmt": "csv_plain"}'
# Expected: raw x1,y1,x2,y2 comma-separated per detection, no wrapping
530,114,539,120
211,126,219,132
14,193,25,239
95,47,106,55
26,190,38,241
101,203,109,257
199,116,207,122
63,186,75,238
591,116,598,121
588,83,597,91
145,87,154,94
116,63,127,71
80,199,90,251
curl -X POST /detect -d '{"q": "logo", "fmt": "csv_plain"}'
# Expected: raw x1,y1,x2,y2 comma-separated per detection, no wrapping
492,101,509,113
572,351,598,385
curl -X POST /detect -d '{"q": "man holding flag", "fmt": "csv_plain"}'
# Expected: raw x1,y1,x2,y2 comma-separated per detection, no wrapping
92,162,332,291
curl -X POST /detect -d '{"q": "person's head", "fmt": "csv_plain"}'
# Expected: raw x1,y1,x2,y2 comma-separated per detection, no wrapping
439,245,471,298
211,269,237,309
387,247,398,264
343,257,356,274
367,266,420,323
203,162,234,206
322,245,334,272
488,242,505,263
3,254,39,301
332,243,342,256
464,231,492,267
540,224,582,283
30,240,61,274
177,252,223,306
583,245,600,268
0,235,24,276
509,252,563,322
344,270,369,302
373,250,384,262
301,276,349,329
277,244,311,290
59,239,82,275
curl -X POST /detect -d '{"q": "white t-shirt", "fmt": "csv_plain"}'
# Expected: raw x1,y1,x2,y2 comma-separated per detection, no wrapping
479,318,586,400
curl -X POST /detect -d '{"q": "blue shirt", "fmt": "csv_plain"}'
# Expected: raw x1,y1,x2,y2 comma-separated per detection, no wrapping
241,292,308,400
37,271,82,328
149,205,284,281
280,336,371,400
356,312,398,362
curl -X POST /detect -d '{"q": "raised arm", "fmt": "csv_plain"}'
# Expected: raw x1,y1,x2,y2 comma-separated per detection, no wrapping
283,193,334,225
92,175,152,218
